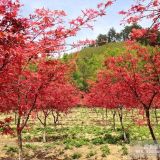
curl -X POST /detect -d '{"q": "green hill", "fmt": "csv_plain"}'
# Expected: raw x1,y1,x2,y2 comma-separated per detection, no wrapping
62,42,126,91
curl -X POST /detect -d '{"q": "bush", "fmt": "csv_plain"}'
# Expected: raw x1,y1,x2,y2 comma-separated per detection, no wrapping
91,134,121,145
64,137,89,147
4,146,18,154
92,137,105,145
24,135,31,141
64,144,73,150
100,145,110,157
71,152,82,159
104,134,119,144
86,150,96,158
25,143,37,150
121,144,128,155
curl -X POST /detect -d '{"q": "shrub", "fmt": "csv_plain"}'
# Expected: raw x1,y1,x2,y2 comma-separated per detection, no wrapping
121,145,128,155
24,135,31,141
86,150,96,158
100,145,110,157
92,137,105,145
25,143,37,150
71,152,82,159
64,138,89,147
4,146,18,154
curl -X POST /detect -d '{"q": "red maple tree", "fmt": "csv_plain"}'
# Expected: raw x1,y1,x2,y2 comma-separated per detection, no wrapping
0,0,114,159
119,0,160,45
36,81,79,142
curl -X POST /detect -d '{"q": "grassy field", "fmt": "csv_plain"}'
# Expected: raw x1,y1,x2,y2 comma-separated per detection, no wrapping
1,107,160,160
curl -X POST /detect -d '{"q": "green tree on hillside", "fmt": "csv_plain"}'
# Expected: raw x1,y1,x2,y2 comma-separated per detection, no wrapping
107,27,117,42
121,23,142,41
96,34,108,46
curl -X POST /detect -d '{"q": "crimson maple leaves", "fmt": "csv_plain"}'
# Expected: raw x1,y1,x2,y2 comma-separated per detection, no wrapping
0,0,114,159
119,0,160,45
0,0,159,159
84,0,160,148
84,42,160,143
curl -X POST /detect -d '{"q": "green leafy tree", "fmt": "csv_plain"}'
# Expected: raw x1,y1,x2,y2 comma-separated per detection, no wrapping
107,27,117,42
96,34,108,46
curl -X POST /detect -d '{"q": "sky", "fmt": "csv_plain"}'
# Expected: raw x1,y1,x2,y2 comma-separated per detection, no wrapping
19,0,151,42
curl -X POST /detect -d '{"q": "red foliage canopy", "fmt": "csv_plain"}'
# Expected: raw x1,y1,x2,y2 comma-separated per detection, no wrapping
0,0,113,135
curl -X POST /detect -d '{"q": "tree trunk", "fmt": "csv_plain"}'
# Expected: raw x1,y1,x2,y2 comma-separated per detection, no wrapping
17,115,23,160
101,109,105,122
105,108,108,120
112,110,116,130
131,109,134,117
145,108,158,144
37,112,48,143
118,107,128,142
43,123,47,143
17,131,23,160
154,108,158,125
43,115,47,143
52,110,59,128
145,108,160,160
15,112,17,125
105,108,108,125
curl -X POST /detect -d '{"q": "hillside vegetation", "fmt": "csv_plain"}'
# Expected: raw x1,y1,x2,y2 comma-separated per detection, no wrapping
62,42,126,91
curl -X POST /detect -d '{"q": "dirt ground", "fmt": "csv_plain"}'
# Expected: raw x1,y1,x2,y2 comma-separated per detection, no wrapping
0,108,159,160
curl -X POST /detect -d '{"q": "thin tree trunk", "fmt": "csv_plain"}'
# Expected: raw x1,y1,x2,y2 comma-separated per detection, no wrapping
17,116,23,160
105,108,108,120
131,109,134,117
37,112,48,143
52,110,59,128
145,108,157,144
145,108,160,160
112,110,116,130
15,112,17,125
17,131,23,160
43,123,46,143
118,107,128,142
105,108,108,125
154,108,158,125
101,109,104,122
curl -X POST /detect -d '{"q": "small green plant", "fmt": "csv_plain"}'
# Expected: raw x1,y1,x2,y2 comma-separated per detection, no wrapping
100,145,110,157
64,144,73,150
121,144,128,155
86,150,96,158
44,143,55,149
104,134,119,144
25,143,37,150
24,135,31,141
45,127,55,134
92,137,105,145
59,149,65,155
5,146,18,154
64,137,89,148
71,152,82,159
